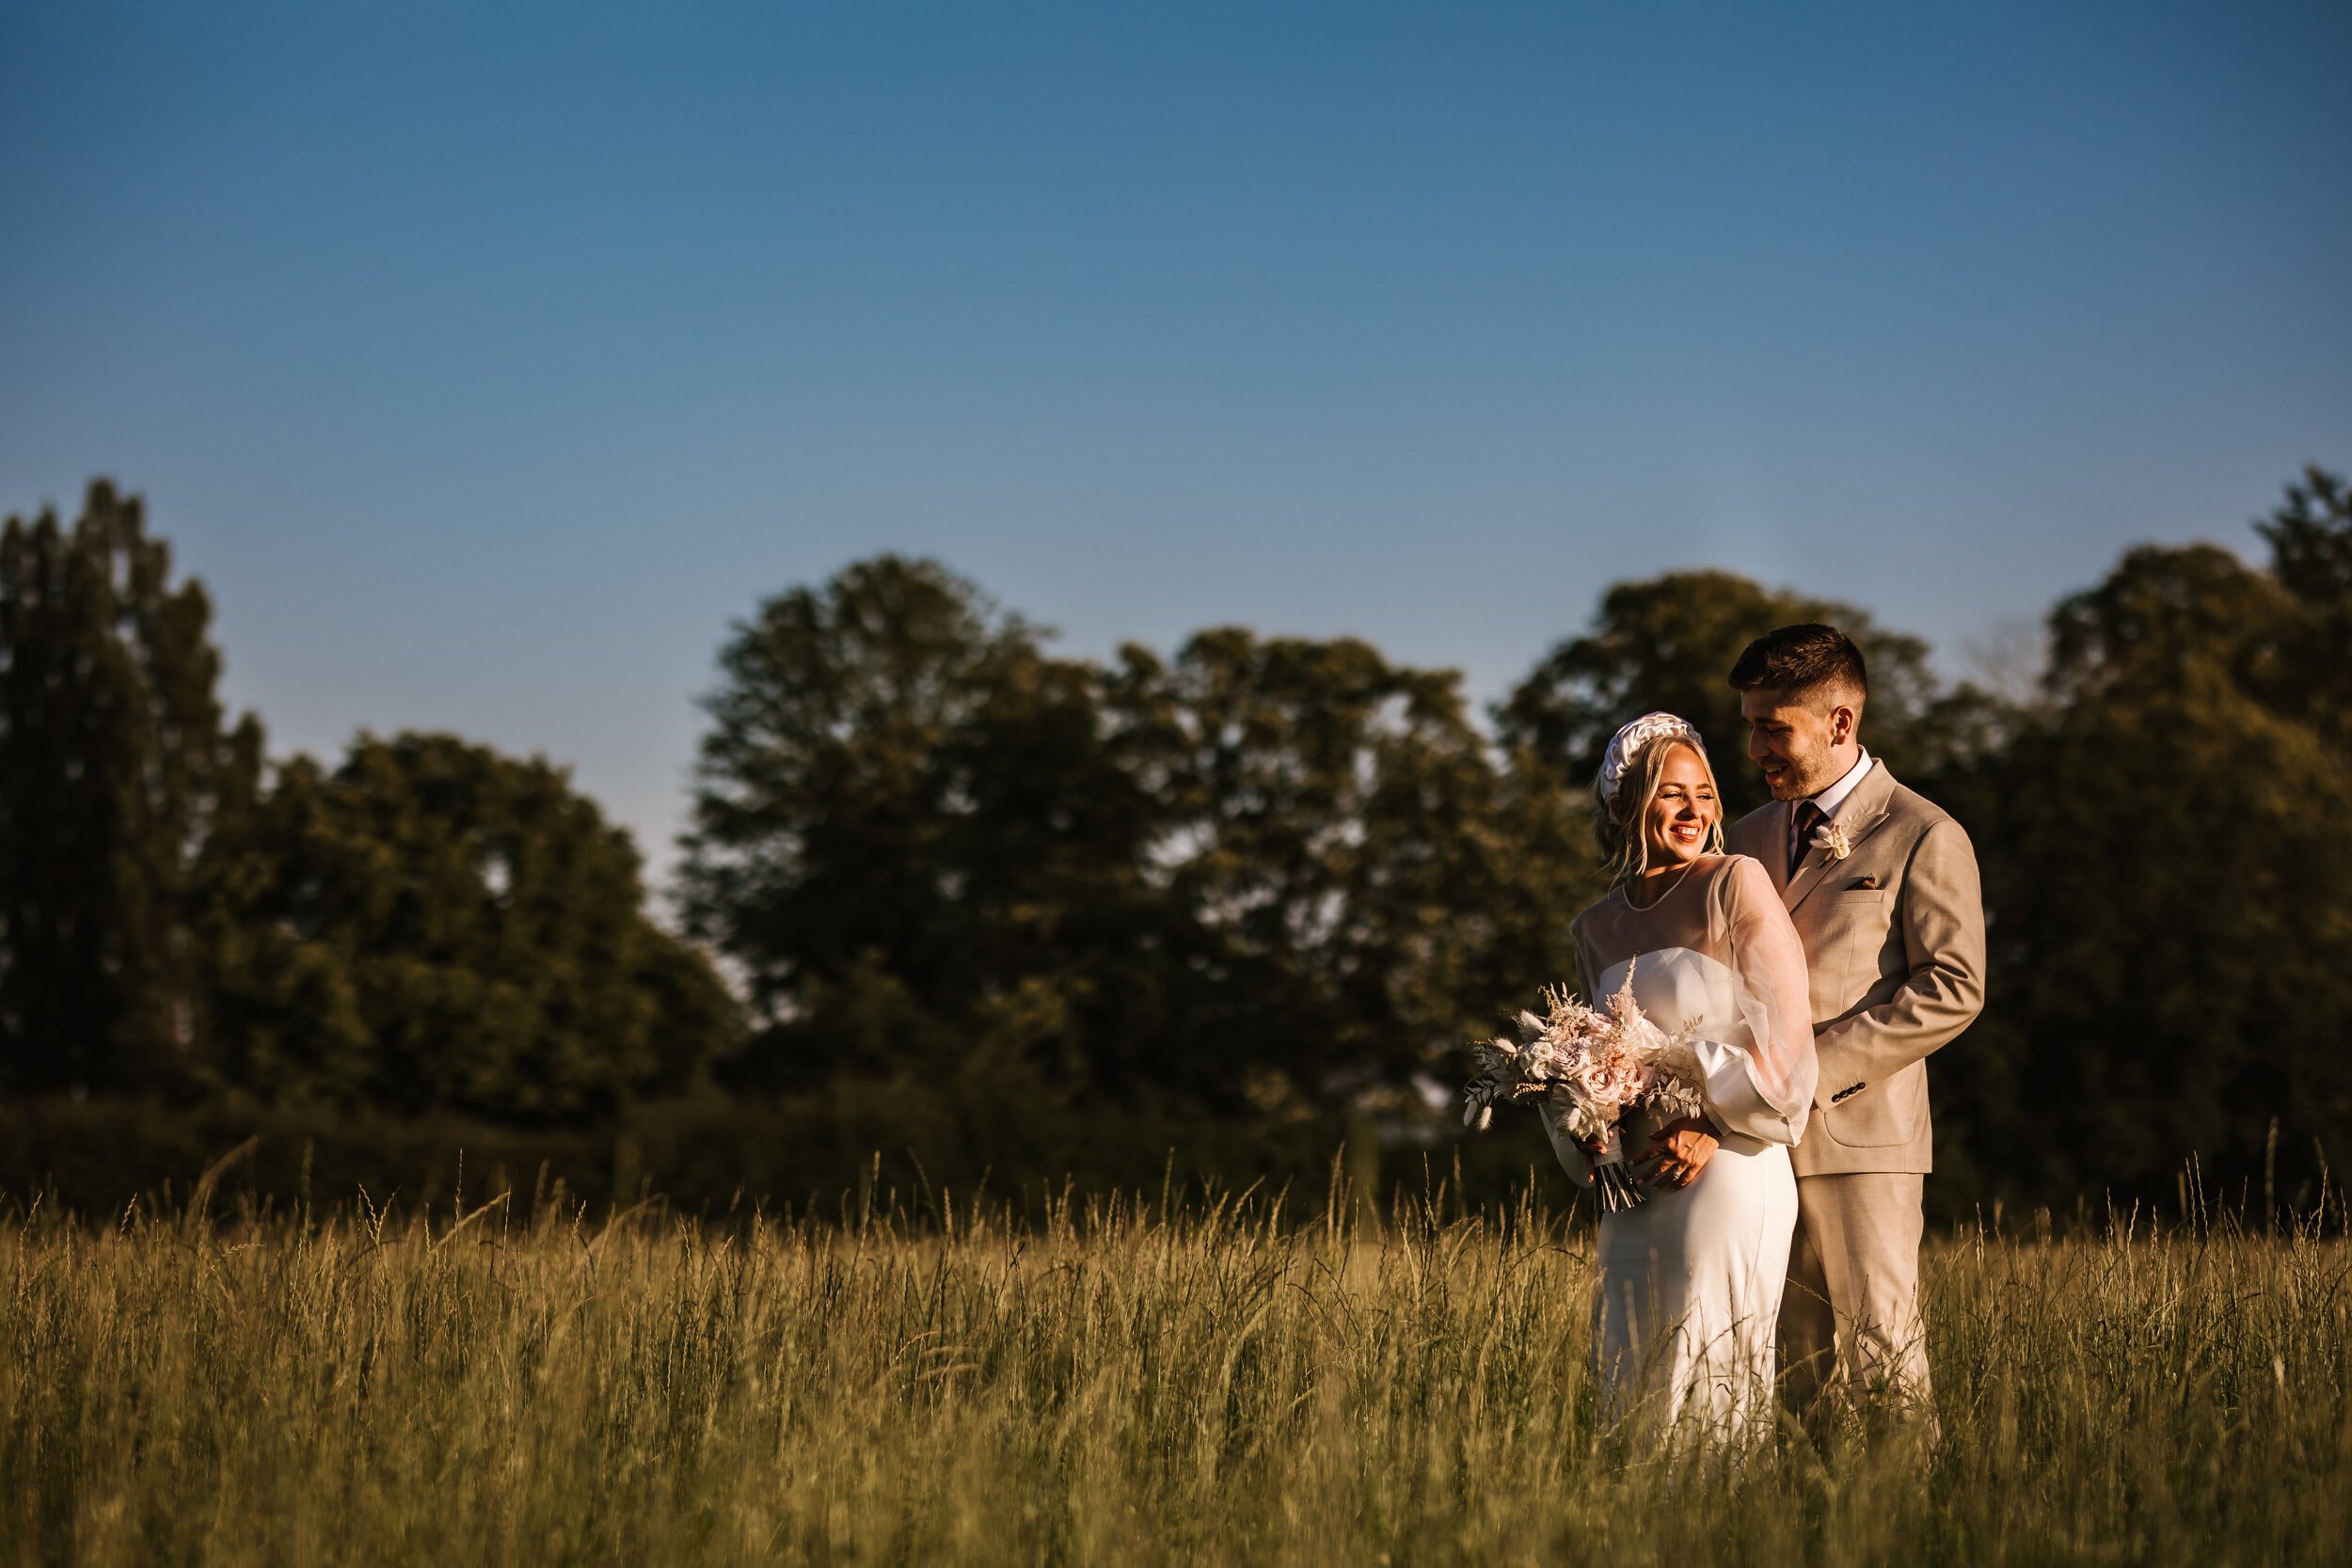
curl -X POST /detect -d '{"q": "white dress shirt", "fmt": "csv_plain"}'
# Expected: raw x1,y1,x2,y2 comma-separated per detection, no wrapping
1790,748,1872,868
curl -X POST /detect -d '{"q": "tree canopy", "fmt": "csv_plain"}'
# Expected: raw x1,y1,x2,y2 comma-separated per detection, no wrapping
0,482,257,1095
205,732,736,1117
678,560,1564,1114
8,467,2352,1216
1496,570,1943,819
1935,472,2352,1205
4,483,736,1119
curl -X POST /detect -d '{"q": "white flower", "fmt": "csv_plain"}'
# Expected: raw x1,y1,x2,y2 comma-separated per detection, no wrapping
1810,819,1854,862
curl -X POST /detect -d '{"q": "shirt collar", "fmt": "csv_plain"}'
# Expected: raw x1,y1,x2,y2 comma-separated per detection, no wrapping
1804,748,1873,820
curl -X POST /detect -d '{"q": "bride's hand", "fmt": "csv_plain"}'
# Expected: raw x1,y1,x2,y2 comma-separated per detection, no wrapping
1634,1117,1720,1189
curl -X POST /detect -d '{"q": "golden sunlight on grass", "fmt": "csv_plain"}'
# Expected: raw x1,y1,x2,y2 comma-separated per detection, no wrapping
3,1178,2346,1565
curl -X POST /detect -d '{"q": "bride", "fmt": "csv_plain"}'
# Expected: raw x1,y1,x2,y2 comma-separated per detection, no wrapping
1544,713,1819,1442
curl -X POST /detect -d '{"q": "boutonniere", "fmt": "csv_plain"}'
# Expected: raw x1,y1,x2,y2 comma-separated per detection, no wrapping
1810,819,1854,862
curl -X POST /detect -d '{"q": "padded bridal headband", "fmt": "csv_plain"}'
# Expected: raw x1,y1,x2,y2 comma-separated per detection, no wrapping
1596,711,1707,803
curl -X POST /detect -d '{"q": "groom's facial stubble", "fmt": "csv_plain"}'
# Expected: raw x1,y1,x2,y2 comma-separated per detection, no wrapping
1739,688,1860,801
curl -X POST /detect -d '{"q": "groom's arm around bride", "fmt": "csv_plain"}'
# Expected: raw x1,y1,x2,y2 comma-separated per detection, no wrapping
1723,624,1986,1418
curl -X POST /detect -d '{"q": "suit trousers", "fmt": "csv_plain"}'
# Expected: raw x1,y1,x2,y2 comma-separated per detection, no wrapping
1780,1172,1931,1414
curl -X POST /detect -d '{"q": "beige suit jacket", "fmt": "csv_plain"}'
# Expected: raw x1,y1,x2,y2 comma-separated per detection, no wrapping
1725,762,1985,1177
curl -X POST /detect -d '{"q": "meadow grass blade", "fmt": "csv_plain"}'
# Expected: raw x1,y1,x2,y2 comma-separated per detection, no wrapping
1,1177,2345,1564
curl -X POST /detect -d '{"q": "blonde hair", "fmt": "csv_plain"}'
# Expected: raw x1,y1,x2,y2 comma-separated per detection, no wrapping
1594,737,1726,885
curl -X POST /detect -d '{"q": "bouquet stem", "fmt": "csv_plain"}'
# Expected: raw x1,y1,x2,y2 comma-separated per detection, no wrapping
1591,1130,1647,1212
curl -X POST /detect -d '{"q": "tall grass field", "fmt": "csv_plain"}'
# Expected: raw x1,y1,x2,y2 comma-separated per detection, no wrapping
3,1168,2345,1565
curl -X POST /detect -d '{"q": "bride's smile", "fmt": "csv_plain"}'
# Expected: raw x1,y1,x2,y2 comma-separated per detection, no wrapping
1643,745,1720,868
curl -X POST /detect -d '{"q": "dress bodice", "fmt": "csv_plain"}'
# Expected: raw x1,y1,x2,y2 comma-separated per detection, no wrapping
1559,855,1820,1155
1594,946,1742,1046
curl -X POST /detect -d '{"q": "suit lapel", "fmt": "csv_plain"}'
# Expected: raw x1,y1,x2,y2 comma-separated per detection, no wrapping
1782,761,1898,914
1759,800,1793,895
1781,845,1832,911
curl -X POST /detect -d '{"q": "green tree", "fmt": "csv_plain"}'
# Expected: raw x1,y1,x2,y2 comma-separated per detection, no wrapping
1104,628,1539,1108
679,558,1551,1117
2045,543,2296,705
2254,466,2352,748
1496,570,1943,817
0,481,258,1095
1948,483,2352,1211
206,733,735,1117
679,556,1166,1092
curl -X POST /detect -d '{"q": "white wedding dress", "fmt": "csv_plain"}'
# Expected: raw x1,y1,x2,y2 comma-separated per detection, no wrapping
1544,854,1819,1444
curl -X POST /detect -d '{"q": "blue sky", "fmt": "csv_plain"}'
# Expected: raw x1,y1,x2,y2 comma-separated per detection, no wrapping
5,1,2348,892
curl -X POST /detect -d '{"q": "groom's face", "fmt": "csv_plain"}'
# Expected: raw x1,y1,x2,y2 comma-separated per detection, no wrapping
1740,688,1854,801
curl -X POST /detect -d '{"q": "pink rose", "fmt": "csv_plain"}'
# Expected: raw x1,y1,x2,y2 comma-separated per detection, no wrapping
1573,1053,1647,1105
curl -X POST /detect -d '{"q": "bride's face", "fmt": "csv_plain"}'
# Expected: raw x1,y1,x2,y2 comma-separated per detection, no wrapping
1643,744,1718,866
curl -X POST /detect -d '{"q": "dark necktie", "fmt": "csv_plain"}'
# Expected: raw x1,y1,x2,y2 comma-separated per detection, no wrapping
1790,801,1826,879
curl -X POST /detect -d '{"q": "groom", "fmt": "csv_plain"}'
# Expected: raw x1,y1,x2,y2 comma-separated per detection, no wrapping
1724,624,1985,1418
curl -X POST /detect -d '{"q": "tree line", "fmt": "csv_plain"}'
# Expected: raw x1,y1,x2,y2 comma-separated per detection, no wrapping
4,471,2348,1212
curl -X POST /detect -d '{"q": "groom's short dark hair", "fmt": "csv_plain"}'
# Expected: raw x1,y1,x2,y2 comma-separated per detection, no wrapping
1729,624,1867,709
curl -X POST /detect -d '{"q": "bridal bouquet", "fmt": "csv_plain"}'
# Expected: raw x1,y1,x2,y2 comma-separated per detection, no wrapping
1461,963,1707,1212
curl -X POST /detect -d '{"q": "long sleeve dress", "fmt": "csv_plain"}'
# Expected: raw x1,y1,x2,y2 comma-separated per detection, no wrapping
1546,852,1819,1442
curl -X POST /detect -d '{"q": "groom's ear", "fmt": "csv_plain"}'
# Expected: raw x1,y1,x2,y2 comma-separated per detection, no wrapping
1822,686,1864,747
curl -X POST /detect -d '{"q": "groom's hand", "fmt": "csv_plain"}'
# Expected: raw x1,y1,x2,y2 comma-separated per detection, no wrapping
1634,1117,1720,1189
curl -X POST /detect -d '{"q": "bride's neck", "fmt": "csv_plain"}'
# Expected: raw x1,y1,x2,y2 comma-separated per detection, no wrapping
1626,855,1702,903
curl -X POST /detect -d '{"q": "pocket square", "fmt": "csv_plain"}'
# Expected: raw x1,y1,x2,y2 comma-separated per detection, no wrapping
1846,876,1882,891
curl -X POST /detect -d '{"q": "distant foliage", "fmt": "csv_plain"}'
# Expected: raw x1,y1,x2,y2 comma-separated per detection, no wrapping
2,483,733,1119
678,555,1164,1096
1934,468,2352,1208
1495,569,1944,820
1103,626,1552,1105
203,733,736,1117
8,468,2351,1215
679,559,1573,1115
0,483,260,1095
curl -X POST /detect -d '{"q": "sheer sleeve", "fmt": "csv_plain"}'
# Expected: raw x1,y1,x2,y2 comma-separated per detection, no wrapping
1698,855,1819,1146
